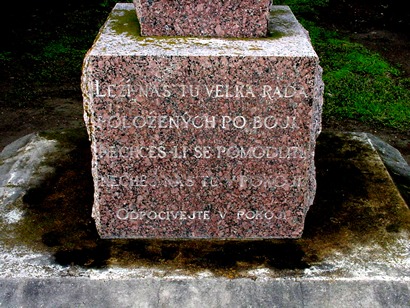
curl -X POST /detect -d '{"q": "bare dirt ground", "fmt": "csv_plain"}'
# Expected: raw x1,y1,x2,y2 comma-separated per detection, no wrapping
0,1,409,162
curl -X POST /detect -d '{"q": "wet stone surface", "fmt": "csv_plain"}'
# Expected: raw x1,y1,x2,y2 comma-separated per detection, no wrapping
0,129,409,279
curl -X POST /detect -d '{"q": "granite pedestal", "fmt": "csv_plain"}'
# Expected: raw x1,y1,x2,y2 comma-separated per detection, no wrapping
81,4,323,239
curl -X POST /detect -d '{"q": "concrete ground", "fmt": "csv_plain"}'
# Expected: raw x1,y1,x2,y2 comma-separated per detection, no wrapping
0,130,409,307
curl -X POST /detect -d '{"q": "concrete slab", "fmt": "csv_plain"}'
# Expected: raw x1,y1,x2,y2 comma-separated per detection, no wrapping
0,130,409,307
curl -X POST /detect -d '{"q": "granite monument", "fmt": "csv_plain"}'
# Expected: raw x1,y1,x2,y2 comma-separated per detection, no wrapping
81,2,323,239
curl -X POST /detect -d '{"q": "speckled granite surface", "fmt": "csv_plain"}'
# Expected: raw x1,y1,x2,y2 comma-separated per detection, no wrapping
133,0,272,38
82,4,323,239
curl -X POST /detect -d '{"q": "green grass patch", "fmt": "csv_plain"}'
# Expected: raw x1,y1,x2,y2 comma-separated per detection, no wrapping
2,0,409,130
273,0,329,19
300,20,410,130
273,0,410,130
1,0,131,107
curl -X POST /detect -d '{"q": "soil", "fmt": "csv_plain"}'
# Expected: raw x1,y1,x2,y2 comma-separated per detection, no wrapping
0,1,409,163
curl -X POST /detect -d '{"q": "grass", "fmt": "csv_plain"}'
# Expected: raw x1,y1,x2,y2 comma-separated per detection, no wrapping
1,0,128,106
305,20,410,130
274,0,410,131
1,0,409,130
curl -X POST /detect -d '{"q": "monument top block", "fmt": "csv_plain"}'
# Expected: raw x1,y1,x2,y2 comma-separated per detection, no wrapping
88,4,317,58
133,0,272,38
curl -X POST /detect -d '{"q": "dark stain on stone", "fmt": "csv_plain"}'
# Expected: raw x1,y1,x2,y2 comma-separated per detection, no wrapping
385,223,400,233
23,187,49,207
10,129,410,277
303,162,368,237
54,245,110,268
42,231,64,247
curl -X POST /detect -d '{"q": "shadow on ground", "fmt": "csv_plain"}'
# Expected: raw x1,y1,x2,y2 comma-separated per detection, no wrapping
11,128,410,277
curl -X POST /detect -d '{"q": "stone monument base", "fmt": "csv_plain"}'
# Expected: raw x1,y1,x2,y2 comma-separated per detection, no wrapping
82,3,323,239
1,130,409,307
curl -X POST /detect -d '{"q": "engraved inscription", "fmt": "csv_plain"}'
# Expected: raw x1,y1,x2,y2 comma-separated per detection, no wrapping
102,114,298,130
115,209,288,221
93,80,308,100
93,82,313,222
101,145,308,160
102,173,304,189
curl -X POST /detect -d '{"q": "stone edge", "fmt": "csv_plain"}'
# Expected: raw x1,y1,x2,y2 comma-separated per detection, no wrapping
1,277,409,307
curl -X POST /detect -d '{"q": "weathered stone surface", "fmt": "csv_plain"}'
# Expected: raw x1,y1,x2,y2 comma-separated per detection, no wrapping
1,278,410,308
0,133,57,207
82,4,323,239
1,131,410,307
367,133,410,205
133,0,271,38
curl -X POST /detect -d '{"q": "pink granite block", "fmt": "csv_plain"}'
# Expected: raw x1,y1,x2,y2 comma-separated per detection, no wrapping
82,4,324,239
133,0,271,38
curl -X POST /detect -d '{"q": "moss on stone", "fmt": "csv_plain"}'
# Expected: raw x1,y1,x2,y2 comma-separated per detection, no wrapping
108,7,288,44
110,8,142,39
